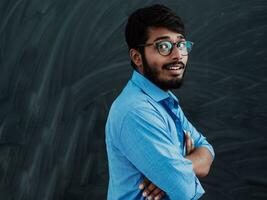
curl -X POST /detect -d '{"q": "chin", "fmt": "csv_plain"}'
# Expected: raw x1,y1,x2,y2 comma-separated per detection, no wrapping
156,78,184,90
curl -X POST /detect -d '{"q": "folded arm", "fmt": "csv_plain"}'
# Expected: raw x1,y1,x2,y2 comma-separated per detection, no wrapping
179,107,215,177
120,107,205,200
138,106,215,199
186,146,213,177
139,132,213,199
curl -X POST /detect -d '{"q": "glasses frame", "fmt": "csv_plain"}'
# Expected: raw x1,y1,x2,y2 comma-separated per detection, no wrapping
138,40,194,56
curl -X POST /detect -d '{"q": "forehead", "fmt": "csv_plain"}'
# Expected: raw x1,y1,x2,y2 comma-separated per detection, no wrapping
146,27,185,42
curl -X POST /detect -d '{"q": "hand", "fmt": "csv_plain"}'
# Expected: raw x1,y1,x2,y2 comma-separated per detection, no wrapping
185,131,195,155
139,177,165,200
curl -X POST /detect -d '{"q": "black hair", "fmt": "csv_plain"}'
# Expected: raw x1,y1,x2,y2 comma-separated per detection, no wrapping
125,4,186,69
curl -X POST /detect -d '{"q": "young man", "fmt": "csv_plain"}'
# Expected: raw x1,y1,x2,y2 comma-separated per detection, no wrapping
105,4,215,200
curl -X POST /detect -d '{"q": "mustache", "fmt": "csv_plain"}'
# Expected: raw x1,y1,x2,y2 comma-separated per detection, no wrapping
163,61,185,69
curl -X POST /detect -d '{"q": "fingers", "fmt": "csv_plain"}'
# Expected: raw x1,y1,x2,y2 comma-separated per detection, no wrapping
139,178,165,199
154,191,165,200
185,132,194,155
148,188,165,200
139,178,150,190
185,133,189,155
142,182,157,197
191,138,194,150
185,132,191,155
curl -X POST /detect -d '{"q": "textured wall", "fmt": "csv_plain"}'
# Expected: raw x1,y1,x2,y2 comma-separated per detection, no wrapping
0,0,266,199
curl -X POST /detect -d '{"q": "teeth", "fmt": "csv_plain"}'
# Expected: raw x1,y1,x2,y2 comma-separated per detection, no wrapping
168,65,182,70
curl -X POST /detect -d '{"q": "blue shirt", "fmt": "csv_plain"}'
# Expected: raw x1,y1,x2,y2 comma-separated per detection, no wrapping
105,70,215,200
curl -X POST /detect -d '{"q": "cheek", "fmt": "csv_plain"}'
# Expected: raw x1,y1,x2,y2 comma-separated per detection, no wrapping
182,56,188,64
147,58,164,69
145,52,166,69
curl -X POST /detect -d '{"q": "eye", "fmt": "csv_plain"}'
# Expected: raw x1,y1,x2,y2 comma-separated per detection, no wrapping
157,41,172,52
178,41,186,48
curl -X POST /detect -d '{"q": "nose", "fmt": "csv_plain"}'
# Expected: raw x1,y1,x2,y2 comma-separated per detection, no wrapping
171,44,182,60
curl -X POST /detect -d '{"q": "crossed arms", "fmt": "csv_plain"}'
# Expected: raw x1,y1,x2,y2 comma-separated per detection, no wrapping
120,106,215,199
140,133,213,199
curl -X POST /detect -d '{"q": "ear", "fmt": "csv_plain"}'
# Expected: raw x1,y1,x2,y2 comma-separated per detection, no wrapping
129,49,143,68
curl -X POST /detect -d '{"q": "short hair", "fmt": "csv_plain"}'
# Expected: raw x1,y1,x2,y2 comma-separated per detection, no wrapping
125,4,186,69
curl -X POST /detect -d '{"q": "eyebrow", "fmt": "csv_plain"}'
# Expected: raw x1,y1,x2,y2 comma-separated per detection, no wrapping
153,35,185,42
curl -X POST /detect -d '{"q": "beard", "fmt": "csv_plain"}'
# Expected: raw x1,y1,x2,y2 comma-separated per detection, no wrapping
142,55,187,91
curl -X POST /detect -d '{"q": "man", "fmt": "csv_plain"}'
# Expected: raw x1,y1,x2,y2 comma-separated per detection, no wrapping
105,4,215,200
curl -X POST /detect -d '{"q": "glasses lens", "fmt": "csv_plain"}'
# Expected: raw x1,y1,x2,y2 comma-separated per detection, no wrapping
156,41,172,56
178,41,194,55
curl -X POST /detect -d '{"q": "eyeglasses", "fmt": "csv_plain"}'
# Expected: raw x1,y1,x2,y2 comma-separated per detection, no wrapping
138,40,194,56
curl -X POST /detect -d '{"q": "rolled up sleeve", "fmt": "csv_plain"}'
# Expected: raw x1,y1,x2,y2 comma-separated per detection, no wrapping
178,107,215,160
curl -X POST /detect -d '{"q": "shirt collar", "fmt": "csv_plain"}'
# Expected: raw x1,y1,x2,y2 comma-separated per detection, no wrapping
131,70,179,104
168,90,179,104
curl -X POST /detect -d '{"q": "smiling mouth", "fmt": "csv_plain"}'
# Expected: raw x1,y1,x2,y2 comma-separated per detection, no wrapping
164,63,184,70
168,64,183,70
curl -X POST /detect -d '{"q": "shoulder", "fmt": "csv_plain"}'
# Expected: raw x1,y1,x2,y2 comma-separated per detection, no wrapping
120,103,169,139
110,81,160,117
107,80,170,131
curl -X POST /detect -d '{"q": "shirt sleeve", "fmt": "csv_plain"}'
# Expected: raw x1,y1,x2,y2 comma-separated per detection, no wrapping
177,106,215,159
119,106,205,200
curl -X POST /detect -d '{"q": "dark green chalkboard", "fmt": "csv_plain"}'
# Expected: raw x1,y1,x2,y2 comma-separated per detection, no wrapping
0,0,266,199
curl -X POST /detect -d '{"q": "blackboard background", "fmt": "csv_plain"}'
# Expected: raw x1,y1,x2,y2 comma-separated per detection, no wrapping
0,0,266,199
